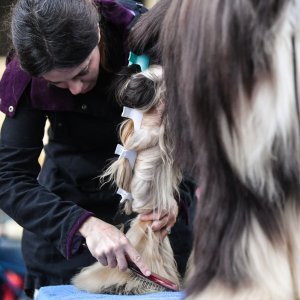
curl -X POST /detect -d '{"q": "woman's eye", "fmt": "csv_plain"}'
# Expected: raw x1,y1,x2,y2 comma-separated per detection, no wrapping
77,67,89,78
80,70,89,76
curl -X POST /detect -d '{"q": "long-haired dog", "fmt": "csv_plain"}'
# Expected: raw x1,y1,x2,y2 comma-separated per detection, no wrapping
71,1,181,293
72,65,181,294
161,0,300,299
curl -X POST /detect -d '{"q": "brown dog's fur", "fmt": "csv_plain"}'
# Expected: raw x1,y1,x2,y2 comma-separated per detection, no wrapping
162,0,300,299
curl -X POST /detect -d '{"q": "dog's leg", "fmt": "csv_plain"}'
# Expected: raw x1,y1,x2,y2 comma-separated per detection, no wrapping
72,219,180,293
71,261,130,293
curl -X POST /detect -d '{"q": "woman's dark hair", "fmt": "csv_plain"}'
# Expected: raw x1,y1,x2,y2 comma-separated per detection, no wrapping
11,0,100,76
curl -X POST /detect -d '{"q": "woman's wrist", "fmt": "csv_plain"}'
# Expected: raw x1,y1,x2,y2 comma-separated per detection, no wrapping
78,216,96,238
78,216,111,238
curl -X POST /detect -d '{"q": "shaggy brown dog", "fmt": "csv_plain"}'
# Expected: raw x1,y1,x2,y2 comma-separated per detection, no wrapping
162,0,300,299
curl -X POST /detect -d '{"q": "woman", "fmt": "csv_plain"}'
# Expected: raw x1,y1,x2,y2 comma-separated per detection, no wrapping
0,0,194,297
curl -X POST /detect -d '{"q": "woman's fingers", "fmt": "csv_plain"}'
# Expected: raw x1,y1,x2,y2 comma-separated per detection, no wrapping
151,214,169,231
97,255,108,266
140,210,176,232
125,246,151,277
115,250,128,272
106,251,118,268
139,202,179,234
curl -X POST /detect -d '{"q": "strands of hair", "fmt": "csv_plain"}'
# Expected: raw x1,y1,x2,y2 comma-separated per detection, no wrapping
105,66,180,216
11,0,99,76
161,0,300,299
72,65,181,294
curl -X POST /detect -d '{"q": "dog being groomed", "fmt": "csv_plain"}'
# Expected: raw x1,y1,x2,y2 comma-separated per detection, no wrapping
161,0,300,299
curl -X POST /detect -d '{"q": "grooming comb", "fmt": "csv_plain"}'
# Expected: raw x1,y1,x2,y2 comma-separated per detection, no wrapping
127,259,179,292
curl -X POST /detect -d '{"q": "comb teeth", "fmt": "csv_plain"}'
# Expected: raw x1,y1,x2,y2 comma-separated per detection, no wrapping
99,273,166,295
127,259,179,292
129,271,167,292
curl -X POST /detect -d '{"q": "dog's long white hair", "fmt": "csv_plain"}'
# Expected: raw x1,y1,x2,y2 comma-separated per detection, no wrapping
71,65,181,294
162,0,300,299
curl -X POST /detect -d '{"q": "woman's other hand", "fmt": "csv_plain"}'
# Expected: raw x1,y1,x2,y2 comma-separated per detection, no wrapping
138,202,178,239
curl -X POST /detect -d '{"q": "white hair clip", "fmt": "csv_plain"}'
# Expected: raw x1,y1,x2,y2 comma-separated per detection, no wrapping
114,144,137,169
117,188,133,204
121,106,143,131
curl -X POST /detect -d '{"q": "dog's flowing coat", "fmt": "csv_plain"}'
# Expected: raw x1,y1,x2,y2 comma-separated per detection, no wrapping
71,66,181,294
162,0,300,299
71,0,182,294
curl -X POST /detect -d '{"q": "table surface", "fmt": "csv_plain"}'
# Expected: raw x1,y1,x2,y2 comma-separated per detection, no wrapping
36,285,185,300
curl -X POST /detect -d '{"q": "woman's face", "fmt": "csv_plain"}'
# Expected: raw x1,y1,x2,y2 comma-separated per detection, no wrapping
42,45,100,95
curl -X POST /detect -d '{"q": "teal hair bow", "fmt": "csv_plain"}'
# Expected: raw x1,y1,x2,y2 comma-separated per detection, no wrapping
128,52,150,72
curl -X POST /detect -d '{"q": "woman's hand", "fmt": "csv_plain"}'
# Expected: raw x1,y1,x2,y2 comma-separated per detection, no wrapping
139,202,178,239
79,216,150,276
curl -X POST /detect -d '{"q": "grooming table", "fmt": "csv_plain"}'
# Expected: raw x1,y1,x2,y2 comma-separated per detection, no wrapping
36,285,185,300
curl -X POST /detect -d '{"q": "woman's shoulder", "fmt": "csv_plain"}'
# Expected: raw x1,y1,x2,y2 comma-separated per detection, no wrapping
0,57,32,117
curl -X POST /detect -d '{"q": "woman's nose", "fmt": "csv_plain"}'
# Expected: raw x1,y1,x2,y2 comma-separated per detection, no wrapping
68,79,84,95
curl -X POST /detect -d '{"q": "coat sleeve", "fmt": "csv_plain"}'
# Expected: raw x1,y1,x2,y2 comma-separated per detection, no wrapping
0,92,93,259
